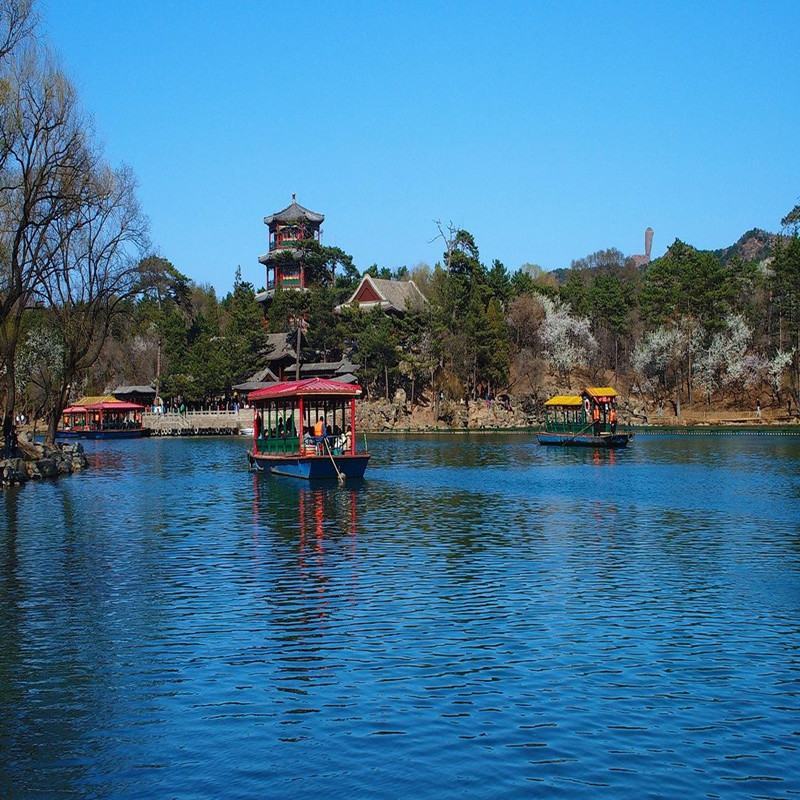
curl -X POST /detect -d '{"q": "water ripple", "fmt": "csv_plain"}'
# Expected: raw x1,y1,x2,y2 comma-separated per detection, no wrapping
1,434,799,798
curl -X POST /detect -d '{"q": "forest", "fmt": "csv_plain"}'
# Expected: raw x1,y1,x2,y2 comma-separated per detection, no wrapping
3,0,800,442
21,217,800,423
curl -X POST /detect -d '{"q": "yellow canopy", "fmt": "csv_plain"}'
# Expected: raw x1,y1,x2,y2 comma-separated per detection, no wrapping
585,387,618,398
544,395,584,406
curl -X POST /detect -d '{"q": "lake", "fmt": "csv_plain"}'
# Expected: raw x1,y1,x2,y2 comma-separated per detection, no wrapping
2,433,799,798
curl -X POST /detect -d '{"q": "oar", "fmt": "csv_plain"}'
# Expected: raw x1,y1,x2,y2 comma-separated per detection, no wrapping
560,422,595,445
323,437,345,484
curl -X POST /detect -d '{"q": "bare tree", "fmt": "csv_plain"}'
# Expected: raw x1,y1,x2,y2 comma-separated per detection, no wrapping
35,164,148,443
0,46,94,419
0,0,35,63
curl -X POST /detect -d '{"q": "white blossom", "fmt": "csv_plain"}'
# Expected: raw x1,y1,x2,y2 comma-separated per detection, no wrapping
537,296,597,383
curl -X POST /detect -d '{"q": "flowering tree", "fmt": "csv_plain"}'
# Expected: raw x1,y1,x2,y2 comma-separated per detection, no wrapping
537,297,597,387
694,314,752,400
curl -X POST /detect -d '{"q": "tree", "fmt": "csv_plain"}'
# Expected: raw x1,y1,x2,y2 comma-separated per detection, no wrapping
221,268,269,385
350,306,398,400
35,164,148,442
537,296,597,388
0,44,95,419
0,0,34,62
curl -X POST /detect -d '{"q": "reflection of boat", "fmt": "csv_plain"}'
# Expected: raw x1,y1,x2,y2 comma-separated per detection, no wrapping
538,387,632,448
247,378,370,479
56,397,148,439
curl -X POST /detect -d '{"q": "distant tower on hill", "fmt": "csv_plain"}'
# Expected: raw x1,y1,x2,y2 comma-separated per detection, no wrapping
631,227,654,267
255,194,324,308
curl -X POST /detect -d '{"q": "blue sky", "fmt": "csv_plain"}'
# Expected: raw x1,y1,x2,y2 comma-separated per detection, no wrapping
41,0,799,296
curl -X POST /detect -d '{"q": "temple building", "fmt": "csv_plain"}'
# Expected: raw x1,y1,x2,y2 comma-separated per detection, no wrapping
255,194,324,307
334,275,427,316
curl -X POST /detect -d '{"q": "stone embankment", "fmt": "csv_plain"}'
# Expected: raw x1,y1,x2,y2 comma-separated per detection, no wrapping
1,439,88,488
356,390,535,432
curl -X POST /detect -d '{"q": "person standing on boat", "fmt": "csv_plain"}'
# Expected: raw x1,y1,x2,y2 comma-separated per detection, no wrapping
592,403,601,437
314,416,327,444
609,405,618,434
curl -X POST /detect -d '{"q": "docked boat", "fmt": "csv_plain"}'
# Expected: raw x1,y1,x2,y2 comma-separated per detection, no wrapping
57,397,148,439
247,378,370,479
538,387,632,448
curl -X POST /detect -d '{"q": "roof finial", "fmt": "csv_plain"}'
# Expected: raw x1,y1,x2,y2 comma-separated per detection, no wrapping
292,192,296,203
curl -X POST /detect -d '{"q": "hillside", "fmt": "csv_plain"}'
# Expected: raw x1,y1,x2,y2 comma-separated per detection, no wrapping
550,228,780,284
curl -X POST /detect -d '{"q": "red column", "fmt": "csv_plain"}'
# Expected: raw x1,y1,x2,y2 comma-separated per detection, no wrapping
350,398,356,455
298,397,304,454
252,407,258,454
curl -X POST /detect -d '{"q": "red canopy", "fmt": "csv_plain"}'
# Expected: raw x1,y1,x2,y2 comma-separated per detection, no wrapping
249,378,363,402
63,401,144,413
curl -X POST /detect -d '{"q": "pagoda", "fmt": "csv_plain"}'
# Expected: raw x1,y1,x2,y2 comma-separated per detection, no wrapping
255,194,324,305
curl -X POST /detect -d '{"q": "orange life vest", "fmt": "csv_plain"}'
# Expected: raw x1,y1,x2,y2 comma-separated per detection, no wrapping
314,420,324,437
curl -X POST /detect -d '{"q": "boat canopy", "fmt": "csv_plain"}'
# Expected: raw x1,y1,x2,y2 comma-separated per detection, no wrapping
63,400,144,413
249,377,362,402
585,387,618,398
543,395,583,407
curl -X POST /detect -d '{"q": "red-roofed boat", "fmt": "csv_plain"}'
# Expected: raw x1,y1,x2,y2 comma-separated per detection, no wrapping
57,398,148,439
247,378,371,479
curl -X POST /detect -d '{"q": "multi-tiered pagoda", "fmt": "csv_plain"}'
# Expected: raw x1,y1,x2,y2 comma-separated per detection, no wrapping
255,195,324,306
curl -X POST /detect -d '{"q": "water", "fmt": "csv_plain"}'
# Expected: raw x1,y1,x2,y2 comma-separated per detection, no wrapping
1,434,799,799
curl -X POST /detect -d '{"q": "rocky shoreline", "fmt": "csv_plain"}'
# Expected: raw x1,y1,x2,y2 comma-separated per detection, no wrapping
1,440,88,488
355,390,535,432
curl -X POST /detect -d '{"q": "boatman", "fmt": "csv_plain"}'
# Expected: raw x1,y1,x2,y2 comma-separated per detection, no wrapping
592,403,601,437
609,405,618,434
314,416,326,446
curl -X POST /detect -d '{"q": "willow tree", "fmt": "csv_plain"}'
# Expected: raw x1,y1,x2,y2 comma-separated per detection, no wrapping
34,164,148,443
0,20,94,419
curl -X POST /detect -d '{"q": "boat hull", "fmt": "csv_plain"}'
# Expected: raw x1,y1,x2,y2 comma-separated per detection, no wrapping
56,429,148,440
537,432,632,448
249,451,370,479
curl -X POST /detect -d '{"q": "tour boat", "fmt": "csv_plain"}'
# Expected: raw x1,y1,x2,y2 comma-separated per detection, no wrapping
57,397,148,439
247,378,370,479
538,387,632,448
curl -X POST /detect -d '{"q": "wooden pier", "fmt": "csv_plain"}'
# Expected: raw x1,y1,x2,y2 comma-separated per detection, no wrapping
143,409,253,436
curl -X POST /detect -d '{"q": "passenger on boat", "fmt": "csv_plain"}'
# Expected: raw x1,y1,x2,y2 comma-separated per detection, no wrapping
592,404,601,436
610,407,618,434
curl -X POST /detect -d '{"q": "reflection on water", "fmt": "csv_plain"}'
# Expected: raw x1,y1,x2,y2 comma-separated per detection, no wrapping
1,434,800,798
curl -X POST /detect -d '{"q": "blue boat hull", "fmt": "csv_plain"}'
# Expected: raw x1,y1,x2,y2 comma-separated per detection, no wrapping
249,451,370,479
56,429,148,440
538,432,632,448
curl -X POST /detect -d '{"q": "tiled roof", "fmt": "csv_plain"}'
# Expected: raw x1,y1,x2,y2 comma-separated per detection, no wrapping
335,276,427,314
264,196,324,226
249,378,363,401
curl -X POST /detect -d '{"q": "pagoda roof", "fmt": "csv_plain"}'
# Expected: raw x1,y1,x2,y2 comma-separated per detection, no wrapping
258,248,303,265
264,195,324,226
248,377,363,402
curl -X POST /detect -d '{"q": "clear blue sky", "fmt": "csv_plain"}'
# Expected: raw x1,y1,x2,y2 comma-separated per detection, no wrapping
41,0,800,297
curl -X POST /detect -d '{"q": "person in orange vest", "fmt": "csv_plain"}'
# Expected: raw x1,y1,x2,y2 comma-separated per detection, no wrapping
592,403,601,436
609,405,618,434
